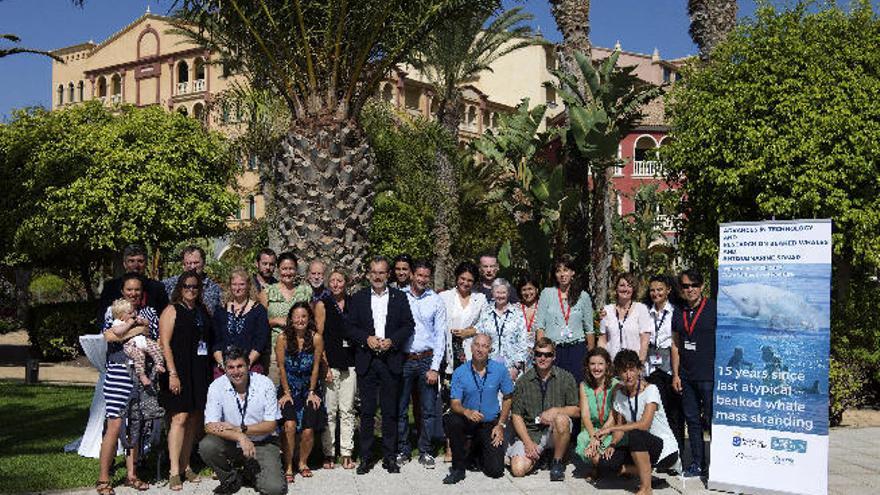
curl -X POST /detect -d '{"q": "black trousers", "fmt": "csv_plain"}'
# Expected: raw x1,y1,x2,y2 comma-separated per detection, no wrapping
443,413,505,478
358,357,401,464
647,370,685,452
596,429,678,477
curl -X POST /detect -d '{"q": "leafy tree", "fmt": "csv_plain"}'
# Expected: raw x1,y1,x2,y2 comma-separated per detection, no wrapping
173,0,495,278
662,2,880,387
550,51,663,307
408,5,538,285
0,101,239,299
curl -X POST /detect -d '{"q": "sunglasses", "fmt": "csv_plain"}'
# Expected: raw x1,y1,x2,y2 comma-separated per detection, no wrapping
182,284,199,290
534,351,555,358
680,283,701,289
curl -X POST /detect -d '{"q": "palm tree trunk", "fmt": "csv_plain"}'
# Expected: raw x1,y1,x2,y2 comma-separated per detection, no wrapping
590,166,614,308
432,95,463,288
549,0,591,84
271,122,374,278
688,0,738,61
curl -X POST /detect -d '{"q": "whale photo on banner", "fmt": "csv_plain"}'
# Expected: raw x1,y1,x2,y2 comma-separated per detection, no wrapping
709,219,831,495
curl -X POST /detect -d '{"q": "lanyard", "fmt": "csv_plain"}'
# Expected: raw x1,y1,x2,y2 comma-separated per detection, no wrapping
235,386,249,431
471,365,488,412
627,377,641,423
557,289,572,326
652,308,668,348
616,303,631,349
539,374,551,411
521,303,536,333
683,298,707,337
492,309,510,343
594,386,608,423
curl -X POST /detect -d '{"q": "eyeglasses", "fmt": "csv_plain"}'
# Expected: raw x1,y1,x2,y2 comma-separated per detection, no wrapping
680,283,701,289
534,351,555,358
182,284,199,290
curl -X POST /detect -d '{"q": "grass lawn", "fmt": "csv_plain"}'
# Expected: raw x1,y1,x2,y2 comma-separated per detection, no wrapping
0,380,104,494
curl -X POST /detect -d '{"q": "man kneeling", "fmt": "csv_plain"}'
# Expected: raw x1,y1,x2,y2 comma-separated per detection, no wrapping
443,333,513,484
507,337,579,481
201,347,286,495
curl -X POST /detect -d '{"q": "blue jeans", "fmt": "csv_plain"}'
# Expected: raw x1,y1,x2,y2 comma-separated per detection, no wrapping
681,378,713,470
397,355,439,456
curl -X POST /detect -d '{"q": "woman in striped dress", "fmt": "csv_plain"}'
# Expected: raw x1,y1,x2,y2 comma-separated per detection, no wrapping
97,273,159,494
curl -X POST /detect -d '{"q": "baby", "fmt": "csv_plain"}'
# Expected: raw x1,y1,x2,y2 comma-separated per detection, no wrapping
109,298,165,386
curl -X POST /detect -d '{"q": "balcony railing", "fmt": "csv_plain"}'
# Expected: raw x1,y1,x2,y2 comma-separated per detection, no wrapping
193,79,206,92
633,160,662,177
177,82,189,94
658,214,678,232
110,94,122,104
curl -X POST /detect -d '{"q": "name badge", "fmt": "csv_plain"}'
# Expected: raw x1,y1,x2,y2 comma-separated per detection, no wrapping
197,340,208,356
342,339,350,348
649,354,663,365
684,341,697,351
534,416,542,425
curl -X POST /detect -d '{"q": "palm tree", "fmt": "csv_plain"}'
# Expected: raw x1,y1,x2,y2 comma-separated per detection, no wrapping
173,0,493,276
408,6,539,286
688,0,739,61
549,0,591,85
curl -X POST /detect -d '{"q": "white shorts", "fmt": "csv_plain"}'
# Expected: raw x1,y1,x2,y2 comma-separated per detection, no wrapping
506,416,573,458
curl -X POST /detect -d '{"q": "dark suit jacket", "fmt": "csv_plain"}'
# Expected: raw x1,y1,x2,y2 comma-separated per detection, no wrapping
97,275,169,328
345,286,415,375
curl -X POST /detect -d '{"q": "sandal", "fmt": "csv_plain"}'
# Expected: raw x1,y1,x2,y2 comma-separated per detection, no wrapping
184,468,202,483
169,474,183,491
300,467,313,478
342,457,356,470
124,478,149,491
323,459,335,469
95,480,115,495
285,473,295,484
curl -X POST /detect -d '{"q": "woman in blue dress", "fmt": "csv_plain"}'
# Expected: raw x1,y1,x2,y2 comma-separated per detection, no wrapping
277,302,325,484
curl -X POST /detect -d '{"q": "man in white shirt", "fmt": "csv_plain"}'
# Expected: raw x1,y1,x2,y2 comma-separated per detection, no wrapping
200,347,285,495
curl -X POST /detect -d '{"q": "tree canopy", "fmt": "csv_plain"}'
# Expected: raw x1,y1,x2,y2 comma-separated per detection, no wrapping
0,101,239,277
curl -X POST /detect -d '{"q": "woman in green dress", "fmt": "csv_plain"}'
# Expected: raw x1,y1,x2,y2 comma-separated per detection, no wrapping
258,252,312,372
576,347,620,476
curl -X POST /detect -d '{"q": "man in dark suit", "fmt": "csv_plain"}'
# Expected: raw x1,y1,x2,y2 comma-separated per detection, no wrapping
97,244,168,327
346,256,415,474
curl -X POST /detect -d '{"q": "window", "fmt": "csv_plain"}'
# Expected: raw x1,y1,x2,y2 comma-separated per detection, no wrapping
68,82,75,103
382,84,394,103
248,196,256,219
57,85,64,105
96,76,107,98
663,67,676,84
247,155,258,170
193,103,204,122
177,106,188,116
77,81,84,102
545,85,557,106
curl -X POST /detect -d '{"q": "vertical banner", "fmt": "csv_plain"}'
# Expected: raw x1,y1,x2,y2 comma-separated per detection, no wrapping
709,220,831,495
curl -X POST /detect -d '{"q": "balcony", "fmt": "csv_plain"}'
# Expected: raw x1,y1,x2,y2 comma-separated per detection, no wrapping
110,94,122,104
193,79,206,92
633,160,662,177
177,82,189,95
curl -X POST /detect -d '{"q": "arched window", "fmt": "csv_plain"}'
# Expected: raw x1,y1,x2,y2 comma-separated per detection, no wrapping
77,81,85,102
248,196,256,219
177,106,188,116
633,135,660,177
193,58,206,91
110,74,122,103
382,84,393,103
57,85,64,105
177,61,189,94
96,76,107,98
68,82,75,103
193,103,204,122
467,106,477,128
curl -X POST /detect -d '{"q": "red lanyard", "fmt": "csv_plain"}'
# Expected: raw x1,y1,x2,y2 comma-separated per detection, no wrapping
594,386,608,423
521,303,536,333
557,289,571,326
683,298,707,337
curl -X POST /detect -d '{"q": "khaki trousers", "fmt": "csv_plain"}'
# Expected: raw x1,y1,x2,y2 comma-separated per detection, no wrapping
321,367,357,457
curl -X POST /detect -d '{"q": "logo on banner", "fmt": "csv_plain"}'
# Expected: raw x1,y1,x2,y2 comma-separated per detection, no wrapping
731,432,767,449
771,437,808,454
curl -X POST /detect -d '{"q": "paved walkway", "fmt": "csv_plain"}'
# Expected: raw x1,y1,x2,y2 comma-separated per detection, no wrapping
58,427,879,495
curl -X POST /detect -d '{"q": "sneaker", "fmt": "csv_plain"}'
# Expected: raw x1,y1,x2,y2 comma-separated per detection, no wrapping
549,459,565,481
682,463,702,478
442,468,466,484
419,453,436,469
396,453,410,466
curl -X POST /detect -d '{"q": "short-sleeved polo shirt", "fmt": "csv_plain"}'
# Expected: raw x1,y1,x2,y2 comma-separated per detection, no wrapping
205,372,281,442
511,365,579,443
450,359,514,423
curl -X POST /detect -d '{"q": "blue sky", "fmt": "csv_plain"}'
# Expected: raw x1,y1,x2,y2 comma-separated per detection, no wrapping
0,0,821,119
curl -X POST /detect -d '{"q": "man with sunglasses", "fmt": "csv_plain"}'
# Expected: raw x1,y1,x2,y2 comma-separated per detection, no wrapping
508,337,579,481
671,269,717,478
442,333,513,484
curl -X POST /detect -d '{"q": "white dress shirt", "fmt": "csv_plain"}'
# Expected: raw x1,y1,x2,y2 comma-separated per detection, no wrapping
370,287,390,339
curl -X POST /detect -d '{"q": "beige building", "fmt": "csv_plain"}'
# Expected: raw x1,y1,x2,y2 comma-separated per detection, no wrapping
51,12,683,223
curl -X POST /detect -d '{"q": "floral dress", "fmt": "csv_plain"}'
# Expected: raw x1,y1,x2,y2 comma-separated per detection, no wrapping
282,350,325,432
475,305,528,371
265,282,312,349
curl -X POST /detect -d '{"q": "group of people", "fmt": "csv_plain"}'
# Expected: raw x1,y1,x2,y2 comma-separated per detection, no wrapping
93,244,717,495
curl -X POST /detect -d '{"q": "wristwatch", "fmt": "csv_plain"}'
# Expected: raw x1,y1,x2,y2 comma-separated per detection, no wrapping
241,425,248,433
498,421,507,429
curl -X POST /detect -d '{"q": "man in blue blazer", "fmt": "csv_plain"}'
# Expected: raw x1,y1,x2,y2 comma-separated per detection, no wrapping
346,256,415,474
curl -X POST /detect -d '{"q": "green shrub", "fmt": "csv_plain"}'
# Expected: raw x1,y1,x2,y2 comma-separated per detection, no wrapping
29,273,70,304
829,357,867,426
369,193,433,260
0,317,23,334
28,301,99,361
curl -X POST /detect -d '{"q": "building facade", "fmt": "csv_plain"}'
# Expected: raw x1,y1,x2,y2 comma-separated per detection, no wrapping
51,12,683,230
